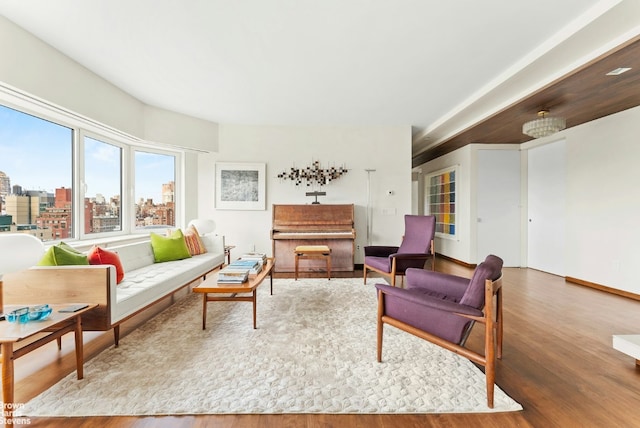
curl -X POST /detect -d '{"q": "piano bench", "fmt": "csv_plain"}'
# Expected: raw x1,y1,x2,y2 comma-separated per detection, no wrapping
294,245,331,280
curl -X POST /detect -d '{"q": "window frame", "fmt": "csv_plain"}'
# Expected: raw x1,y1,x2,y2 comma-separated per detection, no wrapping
131,147,181,234
0,86,184,243
78,130,128,240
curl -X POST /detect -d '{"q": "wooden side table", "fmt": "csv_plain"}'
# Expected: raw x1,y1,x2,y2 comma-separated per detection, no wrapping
294,245,331,280
0,303,96,414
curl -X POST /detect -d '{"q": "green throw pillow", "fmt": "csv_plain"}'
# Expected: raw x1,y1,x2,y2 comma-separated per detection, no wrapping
150,229,192,263
37,245,90,266
58,241,82,254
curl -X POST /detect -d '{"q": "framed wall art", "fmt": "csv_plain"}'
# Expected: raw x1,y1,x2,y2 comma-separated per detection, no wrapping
426,166,457,238
215,162,266,210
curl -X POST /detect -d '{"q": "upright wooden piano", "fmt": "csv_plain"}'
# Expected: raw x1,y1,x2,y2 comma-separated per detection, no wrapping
271,204,356,273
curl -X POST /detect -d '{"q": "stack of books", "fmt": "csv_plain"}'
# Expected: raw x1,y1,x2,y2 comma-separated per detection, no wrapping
217,267,249,284
238,252,268,265
227,258,263,274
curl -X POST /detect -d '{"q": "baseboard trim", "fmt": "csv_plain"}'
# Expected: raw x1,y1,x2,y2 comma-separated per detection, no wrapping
565,276,640,301
436,253,477,269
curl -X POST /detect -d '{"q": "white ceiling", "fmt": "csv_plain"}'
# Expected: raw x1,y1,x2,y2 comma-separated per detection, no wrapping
0,0,633,154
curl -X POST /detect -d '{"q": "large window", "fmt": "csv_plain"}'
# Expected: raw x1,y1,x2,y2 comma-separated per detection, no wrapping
83,135,123,235
0,104,73,240
0,102,180,241
135,150,176,230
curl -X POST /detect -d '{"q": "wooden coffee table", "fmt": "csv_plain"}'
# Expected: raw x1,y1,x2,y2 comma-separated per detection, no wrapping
193,258,274,330
0,303,97,414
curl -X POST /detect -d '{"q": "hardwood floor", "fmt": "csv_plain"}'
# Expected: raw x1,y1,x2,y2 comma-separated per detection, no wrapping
13,260,640,427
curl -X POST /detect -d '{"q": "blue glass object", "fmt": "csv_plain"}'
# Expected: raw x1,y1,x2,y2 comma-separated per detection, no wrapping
6,304,52,323
6,307,30,323
29,304,52,321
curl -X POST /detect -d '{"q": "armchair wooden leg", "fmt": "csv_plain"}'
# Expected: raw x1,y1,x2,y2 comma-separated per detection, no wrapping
430,240,436,271
486,363,495,409
390,260,397,287
377,290,384,362
497,290,504,359
363,266,368,285
484,315,496,408
484,279,498,408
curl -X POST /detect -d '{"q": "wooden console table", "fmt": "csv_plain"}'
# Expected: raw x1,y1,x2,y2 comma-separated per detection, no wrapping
0,303,96,414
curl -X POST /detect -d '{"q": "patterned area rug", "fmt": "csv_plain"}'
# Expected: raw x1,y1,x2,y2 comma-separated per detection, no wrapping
18,278,522,416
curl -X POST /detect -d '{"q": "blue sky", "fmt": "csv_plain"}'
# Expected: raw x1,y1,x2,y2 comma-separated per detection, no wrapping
0,105,173,203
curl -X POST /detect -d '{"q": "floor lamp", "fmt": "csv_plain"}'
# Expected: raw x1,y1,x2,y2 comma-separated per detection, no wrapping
0,234,45,313
365,169,376,246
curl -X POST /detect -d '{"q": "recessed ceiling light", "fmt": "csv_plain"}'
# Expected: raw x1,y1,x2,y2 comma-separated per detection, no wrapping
606,67,632,76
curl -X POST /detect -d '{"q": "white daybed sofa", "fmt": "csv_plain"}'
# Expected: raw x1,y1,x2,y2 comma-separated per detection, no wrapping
2,233,225,345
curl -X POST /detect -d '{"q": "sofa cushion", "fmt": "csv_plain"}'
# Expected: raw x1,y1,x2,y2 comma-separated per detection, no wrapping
58,241,82,254
150,229,192,263
114,250,223,323
37,245,90,266
88,246,125,284
182,225,207,256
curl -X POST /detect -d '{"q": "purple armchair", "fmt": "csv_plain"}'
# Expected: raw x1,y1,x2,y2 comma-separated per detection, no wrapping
363,215,435,287
375,254,504,408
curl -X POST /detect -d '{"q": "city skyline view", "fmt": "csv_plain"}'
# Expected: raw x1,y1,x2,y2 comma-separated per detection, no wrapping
0,104,174,204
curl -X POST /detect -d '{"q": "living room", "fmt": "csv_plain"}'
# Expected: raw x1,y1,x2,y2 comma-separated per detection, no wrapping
1,1,640,427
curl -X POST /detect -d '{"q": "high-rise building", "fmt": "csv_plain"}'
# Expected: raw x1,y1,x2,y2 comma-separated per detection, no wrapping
84,198,94,233
4,194,39,224
0,171,10,198
36,187,73,239
154,202,175,226
37,206,71,240
92,215,120,233
162,181,174,204
55,187,72,209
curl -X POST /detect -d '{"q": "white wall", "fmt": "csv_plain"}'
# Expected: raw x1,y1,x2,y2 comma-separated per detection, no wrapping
195,124,413,263
563,105,640,294
142,105,218,152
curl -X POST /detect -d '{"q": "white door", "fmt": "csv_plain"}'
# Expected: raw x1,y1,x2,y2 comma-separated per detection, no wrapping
527,140,566,275
476,149,521,266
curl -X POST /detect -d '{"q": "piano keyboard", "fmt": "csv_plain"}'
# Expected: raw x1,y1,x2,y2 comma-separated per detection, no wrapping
275,231,353,235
